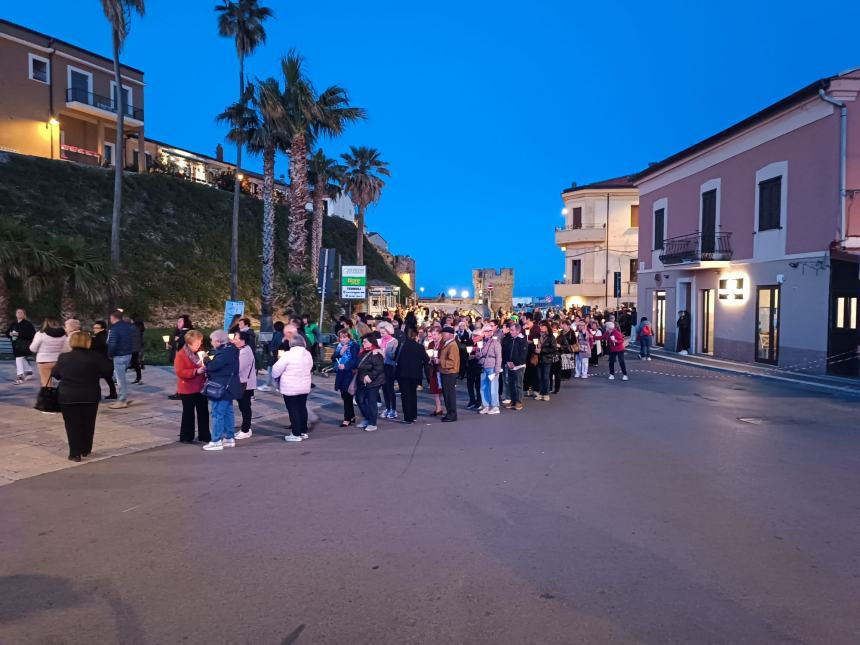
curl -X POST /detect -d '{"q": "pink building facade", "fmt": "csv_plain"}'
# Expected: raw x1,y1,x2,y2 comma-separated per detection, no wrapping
635,69,860,376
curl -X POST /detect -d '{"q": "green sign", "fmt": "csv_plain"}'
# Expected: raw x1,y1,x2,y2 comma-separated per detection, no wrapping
341,265,367,299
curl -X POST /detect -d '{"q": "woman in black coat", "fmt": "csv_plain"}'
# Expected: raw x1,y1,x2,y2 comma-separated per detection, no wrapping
394,328,427,424
355,334,385,431
51,331,114,461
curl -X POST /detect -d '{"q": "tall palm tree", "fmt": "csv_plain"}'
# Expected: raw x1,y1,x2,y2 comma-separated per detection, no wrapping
100,0,145,300
47,236,112,320
215,0,273,301
340,146,390,265
217,79,289,333
307,149,344,283
279,52,364,273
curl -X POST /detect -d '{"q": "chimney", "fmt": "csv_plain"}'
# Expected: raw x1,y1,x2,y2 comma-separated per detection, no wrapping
216,144,224,162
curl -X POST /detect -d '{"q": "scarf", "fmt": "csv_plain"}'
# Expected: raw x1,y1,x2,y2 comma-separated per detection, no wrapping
184,344,202,367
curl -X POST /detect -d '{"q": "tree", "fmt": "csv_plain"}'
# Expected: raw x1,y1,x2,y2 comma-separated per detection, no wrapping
215,0,273,301
217,79,289,333
307,149,344,283
47,236,120,320
340,146,390,265
100,0,145,306
279,52,364,273
0,222,54,319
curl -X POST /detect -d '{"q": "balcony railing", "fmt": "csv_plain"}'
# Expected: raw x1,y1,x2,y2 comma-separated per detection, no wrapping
659,231,733,265
555,223,605,232
66,88,144,121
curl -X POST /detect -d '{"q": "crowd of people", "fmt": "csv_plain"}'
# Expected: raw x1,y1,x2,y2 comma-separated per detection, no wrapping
4,303,657,457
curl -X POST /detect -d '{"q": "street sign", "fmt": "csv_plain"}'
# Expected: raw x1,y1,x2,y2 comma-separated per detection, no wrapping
487,283,494,292
341,265,367,299
544,295,553,304
613,271,622,298
223,300,245,331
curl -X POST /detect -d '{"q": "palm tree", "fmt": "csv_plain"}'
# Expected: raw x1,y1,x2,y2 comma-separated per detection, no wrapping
47,237,114,320
217,79,289,333
340,146,390,265
307,149,344,283
100,0,145,301
0,222,55,318
279,52,364,273
215,0,273,301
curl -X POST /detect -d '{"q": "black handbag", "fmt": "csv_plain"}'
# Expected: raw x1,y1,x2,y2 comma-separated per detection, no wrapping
34,386,60,413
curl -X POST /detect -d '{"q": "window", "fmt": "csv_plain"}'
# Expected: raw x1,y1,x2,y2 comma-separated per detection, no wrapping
629,259,638,282
29,54,49,83
67,66,92,103
103,142,114,167
111,81,133,116
701,189,717,254
835,296,858,329
758,176,781,231
572,207,582,229
654,208,665,250
570,260,581,284
630,204,639,228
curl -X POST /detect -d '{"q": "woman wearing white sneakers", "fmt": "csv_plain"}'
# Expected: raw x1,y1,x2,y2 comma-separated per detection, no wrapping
273,336,314,442
605,322,629,381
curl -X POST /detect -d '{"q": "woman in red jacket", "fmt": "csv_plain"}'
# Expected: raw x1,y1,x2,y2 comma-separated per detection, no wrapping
604,321,629,381
173,329,211,443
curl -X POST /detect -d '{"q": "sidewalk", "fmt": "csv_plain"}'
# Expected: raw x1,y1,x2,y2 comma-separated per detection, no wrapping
626,344,860,395
0,362,331,486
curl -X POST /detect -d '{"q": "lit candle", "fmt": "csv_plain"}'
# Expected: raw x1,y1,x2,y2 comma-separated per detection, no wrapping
423,340,430,348
228,333,235,340
533,338,539,346
278,350,287,359
428,349,437,359
197,351,206,362
162,335,170,343
466,346,473,355
477,341,484,349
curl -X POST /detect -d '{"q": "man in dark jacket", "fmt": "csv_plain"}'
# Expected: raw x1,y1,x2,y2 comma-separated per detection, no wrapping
6,308,35,384
91,320,117,400
438,326,461,422
202,330,242,451
106,310,135,409
506,324,528,410
394,328,426,424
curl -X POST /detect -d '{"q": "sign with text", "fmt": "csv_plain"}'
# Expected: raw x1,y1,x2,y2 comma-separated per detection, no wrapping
613,271,622,298
341,265,367,299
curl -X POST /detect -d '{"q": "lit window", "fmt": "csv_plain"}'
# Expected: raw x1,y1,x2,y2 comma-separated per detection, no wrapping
836,297,845,328
851,298,858,330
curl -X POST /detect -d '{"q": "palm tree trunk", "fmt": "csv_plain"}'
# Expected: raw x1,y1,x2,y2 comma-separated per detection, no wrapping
355,203,365,265
287,133,309,273
0,274,9,323
260,146,275,333
60,276,74,321
109,28,124,311
229,55,244,301
310,180,324,284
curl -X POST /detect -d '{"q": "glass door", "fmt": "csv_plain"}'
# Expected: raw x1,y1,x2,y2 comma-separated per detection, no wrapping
756,286,780,364
700,289,715,354
655,290,666,347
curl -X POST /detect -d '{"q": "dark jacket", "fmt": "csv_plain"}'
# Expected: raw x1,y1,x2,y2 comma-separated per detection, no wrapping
6,319,35,357
332,339,360,391
394,337,427,381
131,320,144,353
509,335,528,367
91,330,111,358
356,350,385,388
501,333,513,364
51,348,114,404
205,343,242,401
107,320,135,357
538,333,558,364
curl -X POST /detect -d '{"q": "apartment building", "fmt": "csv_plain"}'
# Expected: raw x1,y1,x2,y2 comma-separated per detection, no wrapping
0,18,145,170
634,69,860,377
554,177,639,309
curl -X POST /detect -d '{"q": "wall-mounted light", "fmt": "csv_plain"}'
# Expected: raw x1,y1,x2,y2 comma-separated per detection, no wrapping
561,246,567,252
48,117,60,126
238,173,244,180
719,277,745,300
561,208,568,215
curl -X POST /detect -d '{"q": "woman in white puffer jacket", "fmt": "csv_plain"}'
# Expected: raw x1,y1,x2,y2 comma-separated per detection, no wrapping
29,319,69,386
272,336,314,443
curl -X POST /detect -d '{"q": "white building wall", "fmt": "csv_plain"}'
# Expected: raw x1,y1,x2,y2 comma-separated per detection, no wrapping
326,193,355,222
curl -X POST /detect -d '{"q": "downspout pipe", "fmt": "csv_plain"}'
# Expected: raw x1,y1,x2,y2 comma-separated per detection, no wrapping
818,88,847,244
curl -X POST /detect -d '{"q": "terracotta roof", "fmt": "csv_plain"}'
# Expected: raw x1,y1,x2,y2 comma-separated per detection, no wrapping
561,175,637,194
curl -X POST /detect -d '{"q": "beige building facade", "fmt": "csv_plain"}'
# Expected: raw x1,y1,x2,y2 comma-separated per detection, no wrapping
554,177,639,309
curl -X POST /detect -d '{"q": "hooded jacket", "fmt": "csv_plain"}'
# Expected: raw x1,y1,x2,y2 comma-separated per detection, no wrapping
30,328,68,363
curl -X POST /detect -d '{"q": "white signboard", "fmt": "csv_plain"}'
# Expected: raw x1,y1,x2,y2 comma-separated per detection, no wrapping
341,265,367,299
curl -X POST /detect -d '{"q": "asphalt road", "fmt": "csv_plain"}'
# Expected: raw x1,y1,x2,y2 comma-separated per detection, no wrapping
2,360,859,645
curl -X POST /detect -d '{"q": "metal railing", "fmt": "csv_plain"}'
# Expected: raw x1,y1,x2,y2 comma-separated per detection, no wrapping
659,231,732,264
66,88,144,121
555,223,606,232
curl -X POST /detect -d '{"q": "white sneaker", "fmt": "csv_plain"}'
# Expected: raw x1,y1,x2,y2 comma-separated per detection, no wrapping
679,350,688,356
284,435,303,442
223,438,236,448
14,376,24,385
478,407,489,414
235,430,252,440
256,384,272,392
487,407,500,415
300,433,309,440
608,375,615,380
647,357,652,361
622,375,629,381
543,395,551,402
501,399,511,405
202,441,223,451
389,411,398,419
364,425,378,432
357,420,369,428
581,375,588,380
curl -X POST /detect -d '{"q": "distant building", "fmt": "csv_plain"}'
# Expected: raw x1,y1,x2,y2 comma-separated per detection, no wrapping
634,69,860,377
394,255,416,291
473,268,514,313
554,177,639,310
367,232,389,253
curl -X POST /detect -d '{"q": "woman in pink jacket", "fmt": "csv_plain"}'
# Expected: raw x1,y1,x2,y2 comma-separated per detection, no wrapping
272,336,314,443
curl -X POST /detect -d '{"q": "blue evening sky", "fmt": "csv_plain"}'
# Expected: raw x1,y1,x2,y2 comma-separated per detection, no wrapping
5,2,859,297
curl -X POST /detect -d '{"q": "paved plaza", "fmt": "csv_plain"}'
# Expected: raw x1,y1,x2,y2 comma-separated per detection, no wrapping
1,357,859,644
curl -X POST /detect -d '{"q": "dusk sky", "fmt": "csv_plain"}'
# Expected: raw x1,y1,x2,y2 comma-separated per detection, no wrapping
5,1,860,297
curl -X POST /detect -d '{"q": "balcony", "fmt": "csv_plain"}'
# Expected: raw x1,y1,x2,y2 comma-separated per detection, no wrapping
555,224,605,246
659,231,732,265
65,88,144,124
555,281,609,298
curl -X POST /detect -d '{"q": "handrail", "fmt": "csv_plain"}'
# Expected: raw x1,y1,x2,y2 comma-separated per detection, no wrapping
659,231,732,264
66,87,144,121
555,224,606,232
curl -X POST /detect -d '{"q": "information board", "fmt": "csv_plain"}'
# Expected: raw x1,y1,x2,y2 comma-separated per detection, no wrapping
341,265,367,299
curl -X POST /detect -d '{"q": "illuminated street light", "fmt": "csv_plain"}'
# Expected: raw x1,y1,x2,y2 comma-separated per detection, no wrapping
48,117,60,126
447,288,457,298
460,290,469,299
561,208,568,215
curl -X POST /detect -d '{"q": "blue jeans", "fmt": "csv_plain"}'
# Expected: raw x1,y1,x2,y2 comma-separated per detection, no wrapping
537,362,551,395
113,354,131,402
357,385,379,425
480,369,500,409
640,335,652,358
210,399,235,442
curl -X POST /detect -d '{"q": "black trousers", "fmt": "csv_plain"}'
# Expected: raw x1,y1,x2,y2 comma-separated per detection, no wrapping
550,361,562,393
441,373,458,420
179,392,210,442
61,402,98,458
382,364,397,411
609,352,628,376
458,349,468,378
130,352,143,381
237,389,253,432
340,389,355,421
398,378,419,422
466,367,482,405
524,362,537,391
284,394,308,436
